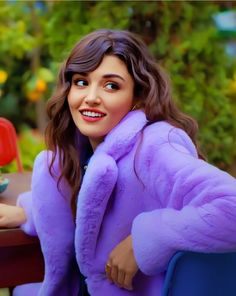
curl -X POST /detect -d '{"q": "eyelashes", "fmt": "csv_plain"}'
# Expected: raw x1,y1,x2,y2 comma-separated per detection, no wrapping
105,82,120,90
72,78,120,91
73,78,88,87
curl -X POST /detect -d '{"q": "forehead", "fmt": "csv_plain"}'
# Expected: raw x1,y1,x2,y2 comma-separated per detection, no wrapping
66,54,132,82
90,55,129,75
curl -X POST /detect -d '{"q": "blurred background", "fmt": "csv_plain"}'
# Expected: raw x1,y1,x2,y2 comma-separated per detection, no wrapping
0,0,236,176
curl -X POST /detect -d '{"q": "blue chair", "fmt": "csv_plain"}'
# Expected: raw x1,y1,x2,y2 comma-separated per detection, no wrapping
161,251,236,296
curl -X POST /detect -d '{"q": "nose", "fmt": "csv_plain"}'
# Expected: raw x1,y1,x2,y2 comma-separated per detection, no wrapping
84,85,101,105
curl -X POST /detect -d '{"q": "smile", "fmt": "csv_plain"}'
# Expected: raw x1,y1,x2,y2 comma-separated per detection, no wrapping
80,111,105,118
79,109,106,123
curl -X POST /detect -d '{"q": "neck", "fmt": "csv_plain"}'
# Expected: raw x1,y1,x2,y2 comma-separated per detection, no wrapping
89,137,104,151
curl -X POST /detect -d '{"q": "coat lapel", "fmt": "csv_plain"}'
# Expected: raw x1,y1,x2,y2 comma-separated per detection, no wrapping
75,111,147,274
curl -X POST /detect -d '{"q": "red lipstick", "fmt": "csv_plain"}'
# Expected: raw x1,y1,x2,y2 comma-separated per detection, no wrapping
79,108,106,123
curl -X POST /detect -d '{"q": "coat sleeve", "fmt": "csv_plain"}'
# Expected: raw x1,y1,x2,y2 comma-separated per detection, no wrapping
17,149,70,236
16,151,52,236
17,190,37,236
131,126,236,276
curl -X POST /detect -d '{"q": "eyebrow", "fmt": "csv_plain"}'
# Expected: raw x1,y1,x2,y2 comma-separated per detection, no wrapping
102,74,125,82
73,72,125,82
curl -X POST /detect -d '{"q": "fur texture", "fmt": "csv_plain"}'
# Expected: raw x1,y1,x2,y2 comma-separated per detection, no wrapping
16,110,236,296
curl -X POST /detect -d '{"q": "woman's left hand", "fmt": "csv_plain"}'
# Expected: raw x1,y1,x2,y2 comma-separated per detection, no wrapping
105,235,138,291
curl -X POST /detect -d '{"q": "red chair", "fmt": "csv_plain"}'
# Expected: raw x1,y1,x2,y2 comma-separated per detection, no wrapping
0,117,23,172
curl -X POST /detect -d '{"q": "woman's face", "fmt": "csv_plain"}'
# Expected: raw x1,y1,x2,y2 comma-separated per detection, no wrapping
67,55,134,150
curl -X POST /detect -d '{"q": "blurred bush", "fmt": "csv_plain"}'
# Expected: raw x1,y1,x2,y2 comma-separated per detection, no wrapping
129,1,236,169
0,0,235,171
0,288,9,296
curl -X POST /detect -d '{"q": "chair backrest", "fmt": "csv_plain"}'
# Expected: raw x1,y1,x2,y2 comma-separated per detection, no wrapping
0,117,23,172
161,251,236,296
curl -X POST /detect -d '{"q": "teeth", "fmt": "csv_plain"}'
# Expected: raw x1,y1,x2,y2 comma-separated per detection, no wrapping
81,111,104,118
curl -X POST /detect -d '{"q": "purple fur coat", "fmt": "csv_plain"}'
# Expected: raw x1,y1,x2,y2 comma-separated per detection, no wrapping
16,110,236,296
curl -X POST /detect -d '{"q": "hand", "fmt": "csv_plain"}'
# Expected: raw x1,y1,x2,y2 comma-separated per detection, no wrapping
0,204,26,228
105,235,138,291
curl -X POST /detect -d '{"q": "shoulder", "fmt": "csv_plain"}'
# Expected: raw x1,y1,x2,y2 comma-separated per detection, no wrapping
141,121,198,158
33,149,61,178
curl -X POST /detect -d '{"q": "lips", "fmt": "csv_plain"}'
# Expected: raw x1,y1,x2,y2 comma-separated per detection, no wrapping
79,108,106,118
79,108,106,123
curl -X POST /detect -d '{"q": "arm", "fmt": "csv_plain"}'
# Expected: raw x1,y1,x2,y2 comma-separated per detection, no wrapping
16,150,55,236
17,191,37,235
0,149,67,236
22,149,72,237
0,167,39,234
131,128,236,275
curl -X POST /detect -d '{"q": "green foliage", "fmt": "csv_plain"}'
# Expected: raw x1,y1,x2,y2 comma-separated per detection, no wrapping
0,288,9,296
19,129,45,170
0,0,235,170
128,1,236,168
0,3,36,59
43,1,131,62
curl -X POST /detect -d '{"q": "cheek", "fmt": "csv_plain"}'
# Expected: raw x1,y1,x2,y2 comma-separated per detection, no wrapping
115,97,133,115
67,91,74,108
108,92,133,114
67,89,82,108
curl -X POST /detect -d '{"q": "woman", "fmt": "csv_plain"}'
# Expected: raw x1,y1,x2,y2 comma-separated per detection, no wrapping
1,29,236,296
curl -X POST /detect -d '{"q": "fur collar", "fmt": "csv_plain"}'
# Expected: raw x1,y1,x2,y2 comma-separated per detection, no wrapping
75,111,147,275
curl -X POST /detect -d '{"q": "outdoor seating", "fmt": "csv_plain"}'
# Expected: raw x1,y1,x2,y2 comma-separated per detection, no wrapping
0,117,23,172
161,251,236,296
0,172,44,289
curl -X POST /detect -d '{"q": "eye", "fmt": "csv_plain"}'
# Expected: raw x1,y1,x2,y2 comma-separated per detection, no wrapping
73,78,88,87
105,82,120,90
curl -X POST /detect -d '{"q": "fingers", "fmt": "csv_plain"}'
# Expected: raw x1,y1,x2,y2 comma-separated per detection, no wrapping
124,272,133,291
105,263,112,282
117,269,125,287
111,265,118,284
105,262,134,290
105,235,138,290
106,263,119,283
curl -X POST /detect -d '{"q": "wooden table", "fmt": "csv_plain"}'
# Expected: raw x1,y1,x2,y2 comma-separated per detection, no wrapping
0,173,44,288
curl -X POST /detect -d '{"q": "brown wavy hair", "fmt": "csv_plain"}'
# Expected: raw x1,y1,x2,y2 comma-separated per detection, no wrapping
45,29,203,216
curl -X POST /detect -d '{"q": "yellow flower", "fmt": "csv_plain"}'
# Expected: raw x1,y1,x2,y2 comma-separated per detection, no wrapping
0,70,8,84
26,90,41,102
36,79,47,92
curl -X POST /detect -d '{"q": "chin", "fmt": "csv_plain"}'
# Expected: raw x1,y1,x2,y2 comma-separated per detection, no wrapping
79,130,107,140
